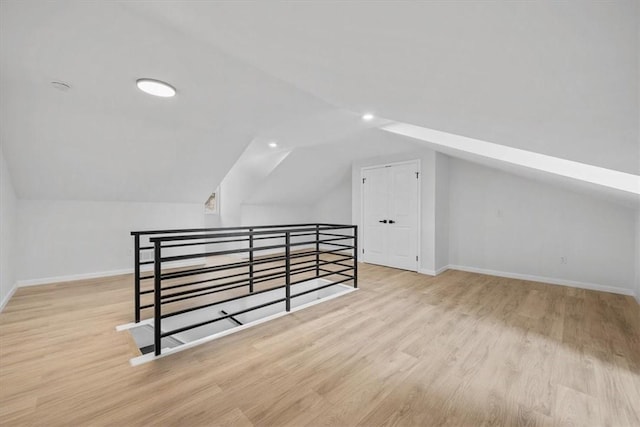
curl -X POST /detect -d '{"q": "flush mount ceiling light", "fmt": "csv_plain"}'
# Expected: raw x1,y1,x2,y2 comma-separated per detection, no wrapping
136,78,176,97
268,142,278,148
362,113,374,121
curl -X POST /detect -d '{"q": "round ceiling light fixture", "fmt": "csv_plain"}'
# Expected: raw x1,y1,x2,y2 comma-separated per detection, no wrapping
362,113,374,121
136,78,176,98
268,142,278,148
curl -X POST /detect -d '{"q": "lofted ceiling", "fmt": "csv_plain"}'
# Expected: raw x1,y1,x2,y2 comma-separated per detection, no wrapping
127,1,639,175
1,1,638,206
0,1,333,202
245,129,421,206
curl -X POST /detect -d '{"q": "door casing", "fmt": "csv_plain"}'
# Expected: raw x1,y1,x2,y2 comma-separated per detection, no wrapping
360,159,421,272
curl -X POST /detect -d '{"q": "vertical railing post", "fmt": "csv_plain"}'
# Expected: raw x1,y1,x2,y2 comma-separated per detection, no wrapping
249,228,254,293
285,232,291,312
134,234,141,323
315,224,320,277
353,225,358,288
153,240,162,356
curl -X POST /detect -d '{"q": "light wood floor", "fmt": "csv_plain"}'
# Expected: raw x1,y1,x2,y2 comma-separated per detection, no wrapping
1,262,639,426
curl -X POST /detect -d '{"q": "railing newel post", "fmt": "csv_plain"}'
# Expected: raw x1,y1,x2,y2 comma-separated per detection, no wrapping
353,225,358,289
134,234,141,323
154,240,162,356
315,224,320,278
285,232,291,312
249,228,254,293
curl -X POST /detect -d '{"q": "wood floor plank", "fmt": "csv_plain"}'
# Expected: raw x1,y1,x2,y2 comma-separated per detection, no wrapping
1,260,638,426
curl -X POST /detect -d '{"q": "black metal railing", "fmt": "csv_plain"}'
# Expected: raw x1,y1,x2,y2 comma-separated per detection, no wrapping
131,223,357,356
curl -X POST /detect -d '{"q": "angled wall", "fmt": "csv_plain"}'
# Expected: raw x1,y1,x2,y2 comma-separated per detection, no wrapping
0,146,17,309
15,201,205,284
448,158,637,294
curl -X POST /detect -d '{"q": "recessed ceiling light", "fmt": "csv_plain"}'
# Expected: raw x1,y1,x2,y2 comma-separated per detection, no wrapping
136,78,176,98
362,113,374,121
268,142,278,148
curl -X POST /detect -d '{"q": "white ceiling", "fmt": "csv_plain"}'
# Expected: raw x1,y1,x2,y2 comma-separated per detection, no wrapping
245,129,421,205
129,1,639,175
1,1,638,205
0,1,333,202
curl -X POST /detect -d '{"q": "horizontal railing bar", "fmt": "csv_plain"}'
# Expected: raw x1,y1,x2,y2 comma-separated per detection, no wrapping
132,223,327,236
160,236,355,263
319,267,355,279
158,250,316,280
159,274,355,332
151,247,351,282
160,281,257,306
158,258,354,314
160,243,287,263
152,256,335,294
140,262,342,310
319,242,356,249
161,263,323,304
140,247,351,283
139,255,353,295
150,225,355,243
289,266,354,287
318,232,354,239
159,231,322,250
161,262,322,301
141,261,356,309
320,260,354,269
160,268,297,306
160,237,252,249
291,276,355,299
161,298,287,337
161,283,287,319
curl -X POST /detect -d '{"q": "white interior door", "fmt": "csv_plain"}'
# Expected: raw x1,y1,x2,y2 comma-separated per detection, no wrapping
362,161,419,271
362,167,388,266
387,163,419,270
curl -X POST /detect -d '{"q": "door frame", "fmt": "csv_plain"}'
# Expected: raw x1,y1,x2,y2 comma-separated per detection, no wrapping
360,159,421,272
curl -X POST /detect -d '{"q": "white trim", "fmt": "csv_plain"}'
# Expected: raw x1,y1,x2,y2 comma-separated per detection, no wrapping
116,318,153,332
419,265,449,277
446,264,635,296
126,281,357,366
360,159,421,272
0,284,17,312
382,121,640,196
16,259,205,287
435,265,449,275
635,291,640,305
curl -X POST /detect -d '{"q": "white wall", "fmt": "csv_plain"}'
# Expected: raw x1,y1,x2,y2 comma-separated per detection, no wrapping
448,159,637,294
240,203,313,226
434,153,450,272
635,212,640,303
352,149,438,273
313,171,352,225
16,200,204,283
0,146,17,309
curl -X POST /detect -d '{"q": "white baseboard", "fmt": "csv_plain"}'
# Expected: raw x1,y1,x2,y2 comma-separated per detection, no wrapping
446,264,635,297
419,265,449,276
0,284,17,312
16,259,205,288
